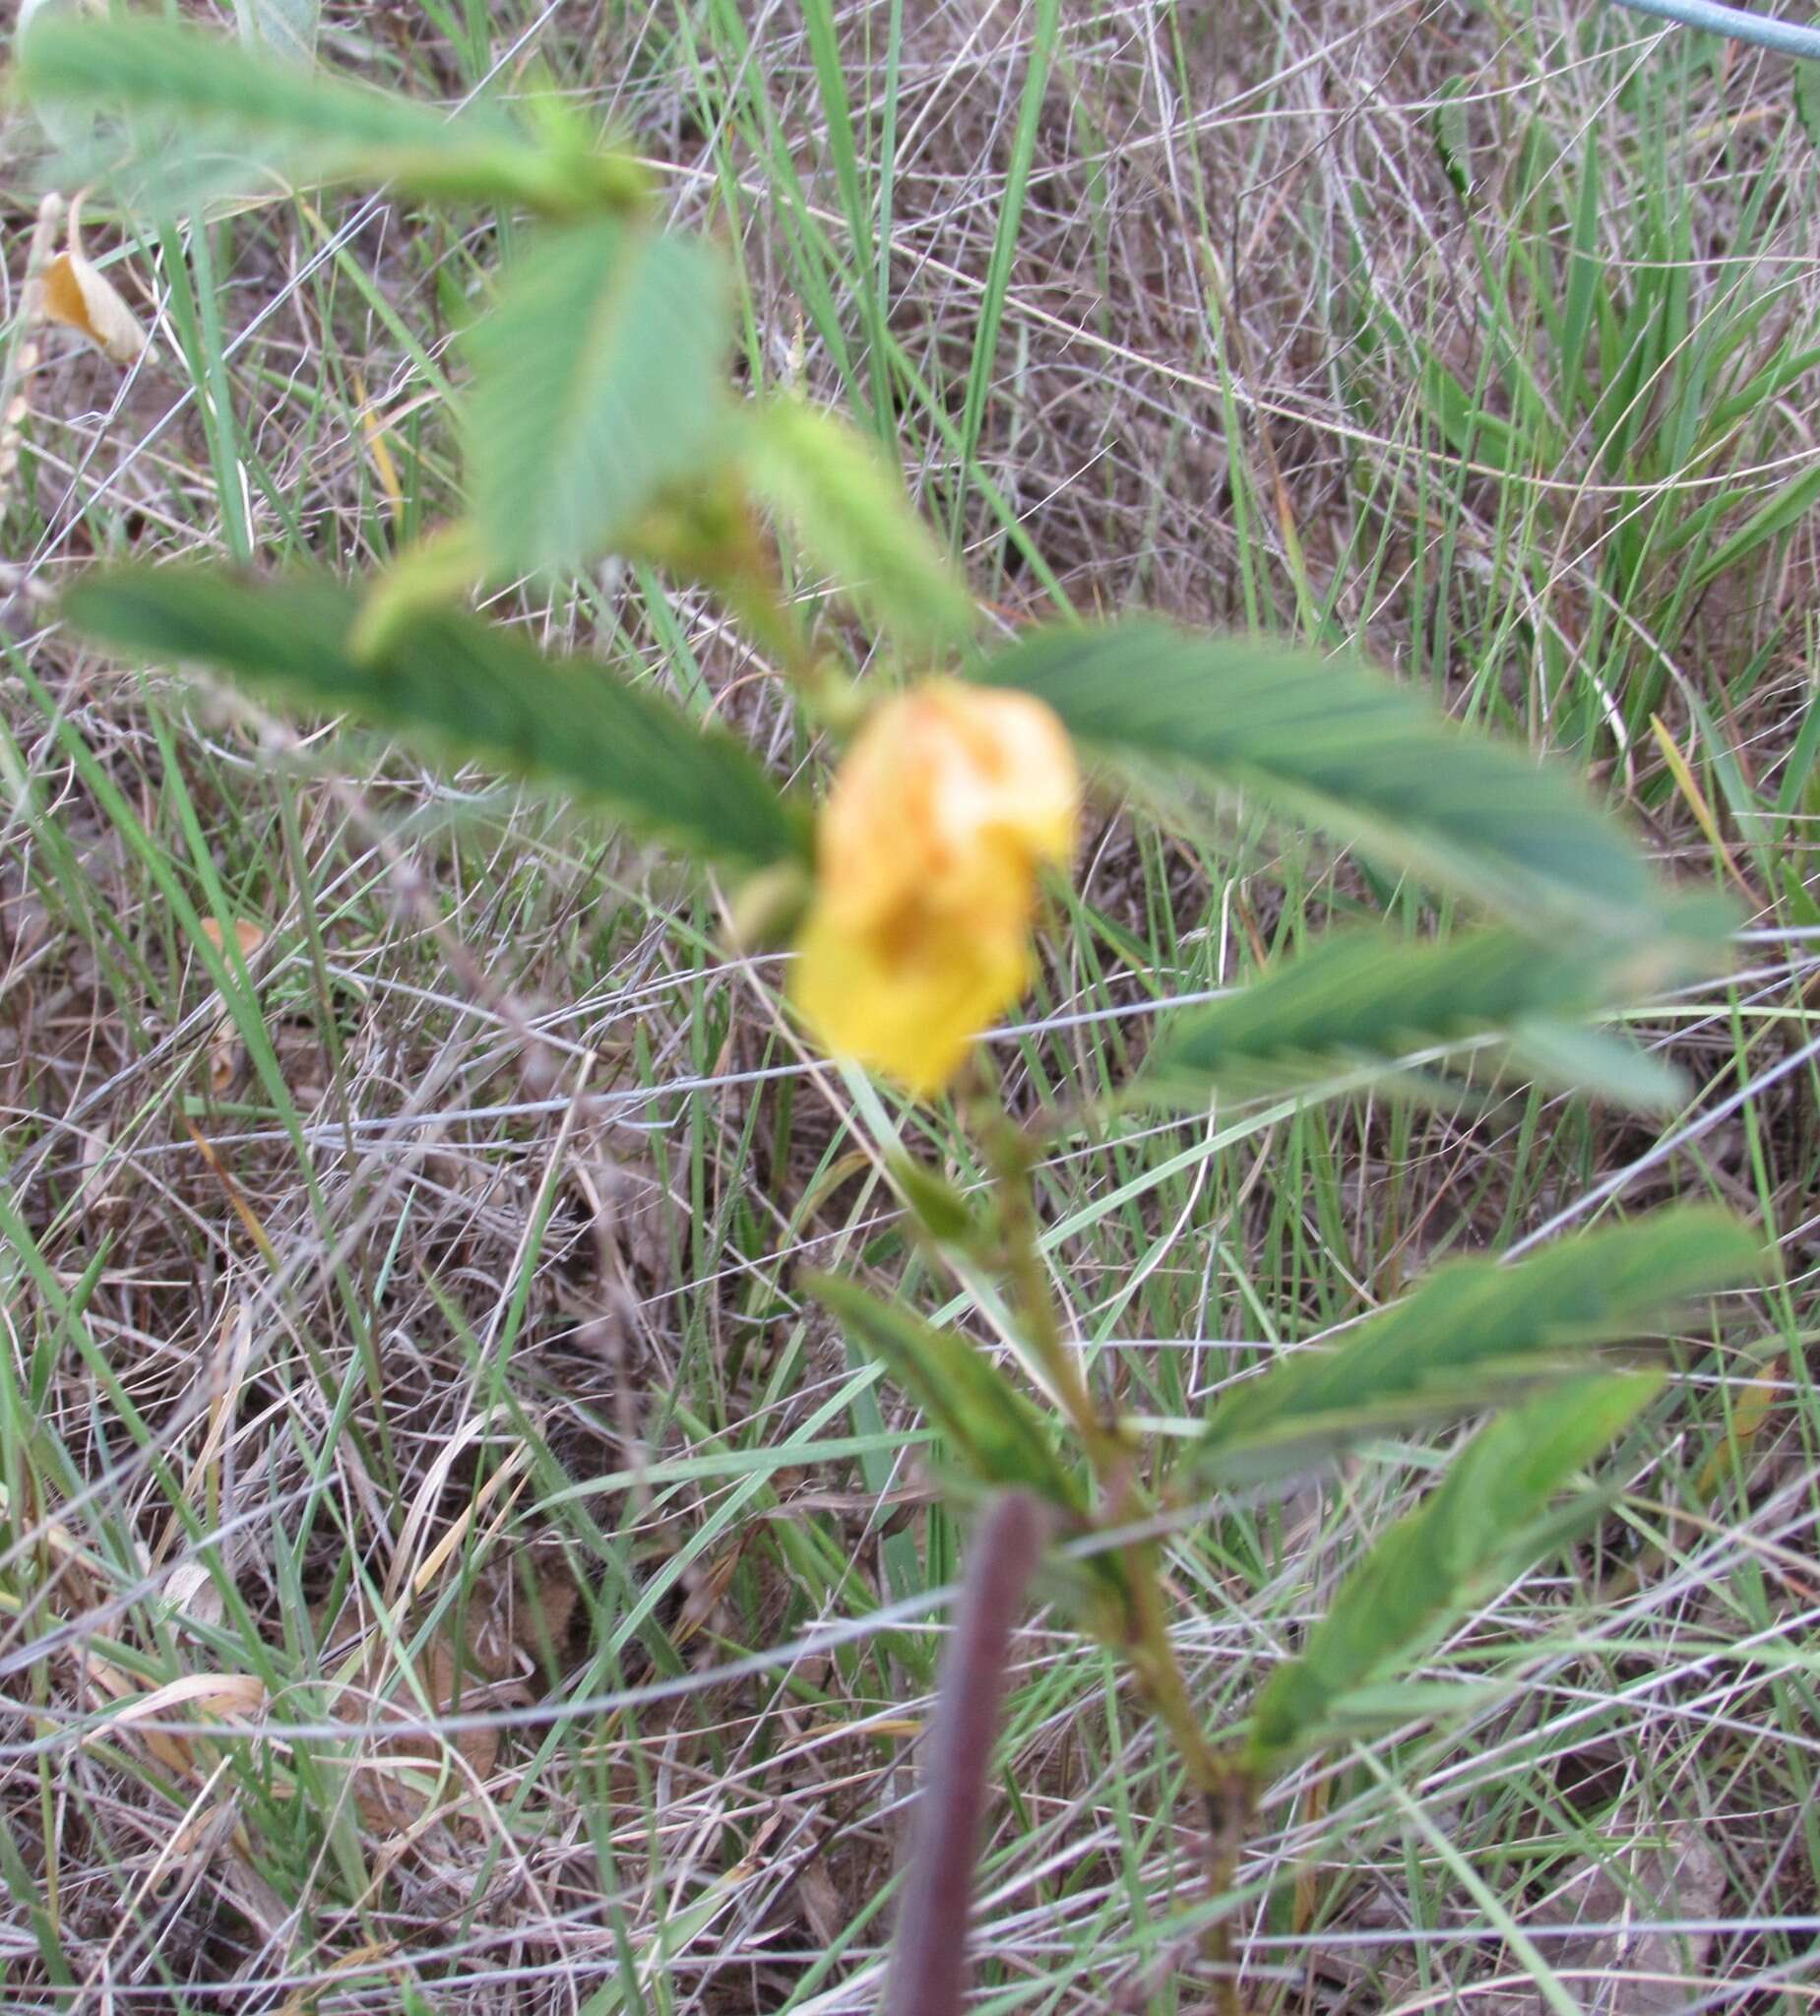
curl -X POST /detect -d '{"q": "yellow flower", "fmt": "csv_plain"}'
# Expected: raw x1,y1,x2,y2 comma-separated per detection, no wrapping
791,679,1078,1094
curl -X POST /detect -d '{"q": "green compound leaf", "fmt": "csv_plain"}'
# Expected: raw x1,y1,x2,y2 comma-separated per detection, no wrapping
975,620,1673,934
16,0,98,154
18,14,631,217
1184,1208,1758,1493
1141,924,1721,1113
742,398,975,655
463,219,733,577
231,0,319,65
809,1273,1084,1515
1243,1371,1663,1775
1499,1022,1684,1113
62,566,806,873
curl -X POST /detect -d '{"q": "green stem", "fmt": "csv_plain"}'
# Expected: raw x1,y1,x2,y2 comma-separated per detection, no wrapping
1120,1533,1252,2016
983,1112,1253,2012
983,1117,1125,1471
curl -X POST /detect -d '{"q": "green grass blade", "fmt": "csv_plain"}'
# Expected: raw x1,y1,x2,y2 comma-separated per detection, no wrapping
1689,459,1820,592
1557,132,1602,424
796,0,893,435
956,0,1059,482
463,220,732,577
1429,77,1475,196
62,567,807,872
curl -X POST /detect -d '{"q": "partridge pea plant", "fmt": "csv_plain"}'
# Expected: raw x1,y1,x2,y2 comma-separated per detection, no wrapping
16,16,1760,2010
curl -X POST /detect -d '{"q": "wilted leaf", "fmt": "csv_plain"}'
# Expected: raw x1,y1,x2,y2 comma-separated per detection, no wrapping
76,1117,132,1218
511,1559,581,1676
1244,1373,1662,1774
312,1550,577,1834
81,1656,187,1778
462,219,732,576
158,1562,225,1631
42,246,149,366
313,1585,533,1832
83,1662,265,1780
976,619,1676,934
1475,1830,1727,2016
1185,1209,1756,1493
199,917,267,960
743,398,975,655
205,1020,242,1096
101,1670,267,1731
63,566,808,874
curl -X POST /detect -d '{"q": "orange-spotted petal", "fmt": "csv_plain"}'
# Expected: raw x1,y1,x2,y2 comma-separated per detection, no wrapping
789,679,1078,1094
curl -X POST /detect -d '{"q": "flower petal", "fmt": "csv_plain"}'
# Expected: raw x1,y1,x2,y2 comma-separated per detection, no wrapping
789,679,1077,1094
817,682,1077,925
792,900,1030,1096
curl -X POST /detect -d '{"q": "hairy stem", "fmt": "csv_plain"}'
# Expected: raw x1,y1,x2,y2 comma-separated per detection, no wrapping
884,1490,1052,2016
985,1118,1127,1473
986,1116,1252,2012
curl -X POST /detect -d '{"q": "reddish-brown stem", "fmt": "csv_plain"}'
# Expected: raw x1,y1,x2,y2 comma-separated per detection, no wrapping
884,1491,1052,2016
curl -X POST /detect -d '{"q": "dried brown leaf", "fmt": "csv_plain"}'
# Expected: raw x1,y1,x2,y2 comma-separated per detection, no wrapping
42,247,150,366
311,1556,577,1835
316,1617,511,1833
199,917,267,959
1475,1828,1728,2015
197,919,265,1092
81,1661,264,1780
